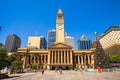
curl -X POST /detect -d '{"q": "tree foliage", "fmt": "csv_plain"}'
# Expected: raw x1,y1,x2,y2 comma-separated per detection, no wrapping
0,42,4,48
32,63,38,70
110,55,120,63
12,60,22,70
7,53,18,66
0,48,7,70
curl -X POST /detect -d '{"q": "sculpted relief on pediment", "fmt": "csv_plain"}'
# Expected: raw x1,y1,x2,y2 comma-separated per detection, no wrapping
48,43,72,49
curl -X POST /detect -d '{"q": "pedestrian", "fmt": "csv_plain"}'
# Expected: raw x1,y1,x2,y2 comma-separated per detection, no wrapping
113,67,116,73
79,68,83,75
41,68,44,74
55,68,57,72
59,68,62,74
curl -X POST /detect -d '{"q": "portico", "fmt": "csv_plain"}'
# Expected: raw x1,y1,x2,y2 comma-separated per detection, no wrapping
48,43,73,70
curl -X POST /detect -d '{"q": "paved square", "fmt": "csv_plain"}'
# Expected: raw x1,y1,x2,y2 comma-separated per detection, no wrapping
3,70,120,80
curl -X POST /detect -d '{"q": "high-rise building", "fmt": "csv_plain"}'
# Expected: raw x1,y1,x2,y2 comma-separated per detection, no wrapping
48,29,56,47
40,36,47,49
5,34,21,52
77,35,92,50
99,26,120,55
28,36,47,49
64,34,74,48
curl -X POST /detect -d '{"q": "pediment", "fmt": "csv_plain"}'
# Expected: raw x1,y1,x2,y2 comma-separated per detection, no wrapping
48,42,72,49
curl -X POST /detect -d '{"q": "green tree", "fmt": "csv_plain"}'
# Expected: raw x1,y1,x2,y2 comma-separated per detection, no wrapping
12,60,22,72
0,48,8,70
0,42,4,48
110,55,120,63
7,53,18,66
32,63,38,70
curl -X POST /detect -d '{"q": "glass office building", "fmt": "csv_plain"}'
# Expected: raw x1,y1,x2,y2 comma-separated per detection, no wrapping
64,34,74,48
77,35,92,50
40,36,47,49
48,29,56,47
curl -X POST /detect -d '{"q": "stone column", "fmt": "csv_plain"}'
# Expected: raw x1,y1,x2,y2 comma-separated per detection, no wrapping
52,51,53,64
88,54,90,64
81,55,83,64
41,55,42,64
67,51,69,64
44,55,46,64
91,55,94,68
30,54,32,64
47,51,50,64
48,52,50,64
38,55,40,64
70,51,73,64
84,55,86,65
91,55,94,64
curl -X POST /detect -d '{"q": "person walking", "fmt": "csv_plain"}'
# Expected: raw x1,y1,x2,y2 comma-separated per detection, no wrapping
59,68,62,74
55,68,57,72
41,68,45,74
79,68,83,75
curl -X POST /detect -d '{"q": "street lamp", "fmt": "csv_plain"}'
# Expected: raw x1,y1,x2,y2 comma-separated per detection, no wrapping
94,32,98,41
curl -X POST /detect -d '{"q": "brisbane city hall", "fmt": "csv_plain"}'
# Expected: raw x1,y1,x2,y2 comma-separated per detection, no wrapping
18,9,95,70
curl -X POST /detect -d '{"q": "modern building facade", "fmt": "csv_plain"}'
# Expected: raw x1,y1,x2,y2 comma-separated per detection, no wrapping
77,35,92,50
48,29,56,47
18,9,95,70
64,34,74,48
40,36,47,49
99,26,120,55
5,34,21,52
28,36,47,49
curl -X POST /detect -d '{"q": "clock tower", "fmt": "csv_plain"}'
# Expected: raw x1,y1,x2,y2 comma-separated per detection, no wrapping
56,9,64,43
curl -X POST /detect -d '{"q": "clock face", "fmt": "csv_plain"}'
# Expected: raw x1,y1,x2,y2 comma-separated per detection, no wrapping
57,26,63,30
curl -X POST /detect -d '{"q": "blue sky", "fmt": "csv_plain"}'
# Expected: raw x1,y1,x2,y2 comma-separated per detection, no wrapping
0,0,120,49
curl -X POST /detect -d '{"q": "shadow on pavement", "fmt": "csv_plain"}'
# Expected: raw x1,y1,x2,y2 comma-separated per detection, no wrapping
3,75,20,79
